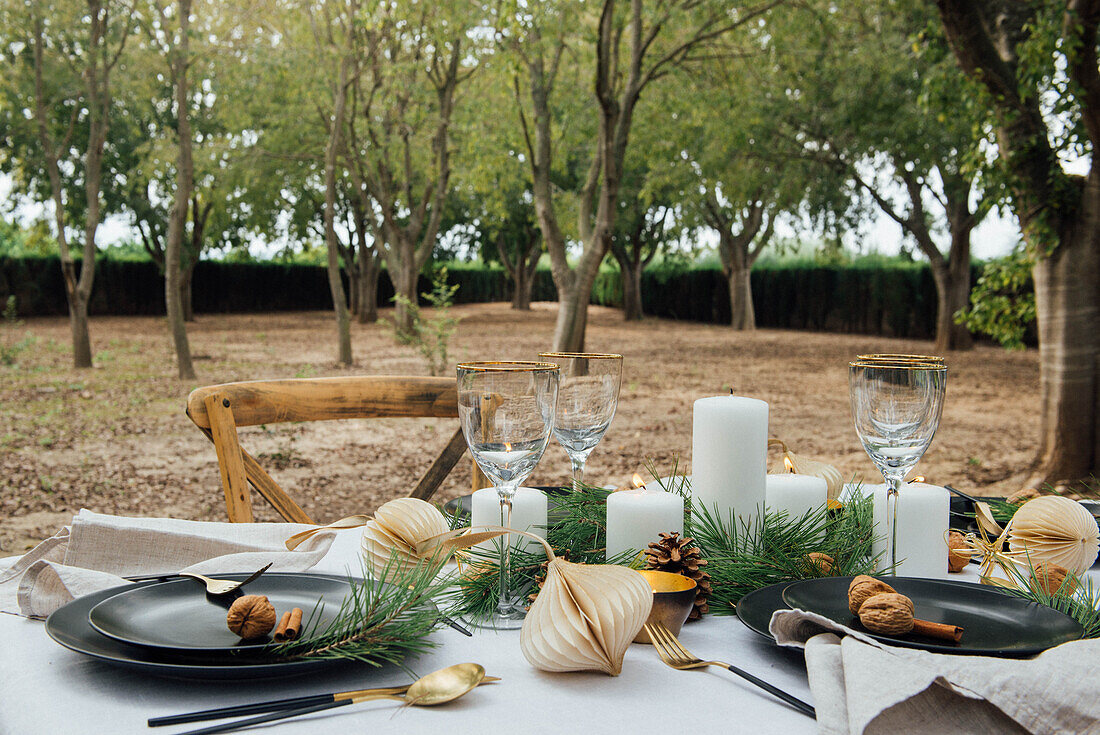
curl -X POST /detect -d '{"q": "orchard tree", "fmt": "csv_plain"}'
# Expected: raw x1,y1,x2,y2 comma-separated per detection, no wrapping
0,0,133,367
502,0,785,351
934,0,1100,485
774,1,989,352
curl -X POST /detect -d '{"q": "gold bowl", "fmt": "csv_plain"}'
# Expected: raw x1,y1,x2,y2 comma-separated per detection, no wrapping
633,570,698,644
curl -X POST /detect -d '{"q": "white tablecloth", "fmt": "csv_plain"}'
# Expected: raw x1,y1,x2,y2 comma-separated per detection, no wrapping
0,531,817,735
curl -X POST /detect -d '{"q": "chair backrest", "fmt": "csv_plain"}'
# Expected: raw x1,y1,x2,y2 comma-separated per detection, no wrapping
186,376,476,523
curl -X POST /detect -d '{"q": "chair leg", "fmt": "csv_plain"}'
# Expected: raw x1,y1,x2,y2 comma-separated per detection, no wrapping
204,394,254,523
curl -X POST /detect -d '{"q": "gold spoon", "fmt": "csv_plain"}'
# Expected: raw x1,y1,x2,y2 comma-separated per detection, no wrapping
353,662,487,706
175,664,492,735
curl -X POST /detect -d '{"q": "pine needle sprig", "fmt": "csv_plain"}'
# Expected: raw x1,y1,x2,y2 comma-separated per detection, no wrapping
446,482,636,620
691,493,883,614
270,554,452,667
982,556,1100,639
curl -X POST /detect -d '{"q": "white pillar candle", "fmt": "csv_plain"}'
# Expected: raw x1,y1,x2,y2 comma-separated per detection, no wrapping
605,487,684,561
470,487,548,556
690,395,768,527
766,474,828,522
850,481,950,578
893,482,951,578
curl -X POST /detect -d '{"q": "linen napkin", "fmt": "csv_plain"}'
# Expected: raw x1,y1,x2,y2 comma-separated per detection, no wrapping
0,509,338,619
770,607,1100,735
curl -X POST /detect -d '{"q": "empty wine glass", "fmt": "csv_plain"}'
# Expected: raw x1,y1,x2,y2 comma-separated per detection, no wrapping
849,357,946,570
457,361,559,627
538,352,622,490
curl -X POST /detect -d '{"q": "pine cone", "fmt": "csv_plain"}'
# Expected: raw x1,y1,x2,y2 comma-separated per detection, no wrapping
644,532,711,620
527,549,570,606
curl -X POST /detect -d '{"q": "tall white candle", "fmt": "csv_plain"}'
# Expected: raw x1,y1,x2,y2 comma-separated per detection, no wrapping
605,487,684,561
766,474,828,522
690,395,767,527
852,482,950,578
470,487,548,556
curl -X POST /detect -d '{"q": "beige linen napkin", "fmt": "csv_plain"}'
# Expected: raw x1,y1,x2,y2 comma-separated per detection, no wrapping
0,509,337,619
770,608,1100,735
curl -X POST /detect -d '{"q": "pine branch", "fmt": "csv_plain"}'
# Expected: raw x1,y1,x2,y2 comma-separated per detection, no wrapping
268,555,453,668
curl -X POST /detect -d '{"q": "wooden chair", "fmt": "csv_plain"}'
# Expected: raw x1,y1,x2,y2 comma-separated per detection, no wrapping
186,376,481,523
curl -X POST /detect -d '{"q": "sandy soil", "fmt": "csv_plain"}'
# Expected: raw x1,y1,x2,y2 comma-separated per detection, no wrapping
0,302,1040,554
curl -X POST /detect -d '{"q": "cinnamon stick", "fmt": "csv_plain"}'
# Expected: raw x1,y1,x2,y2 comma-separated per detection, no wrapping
911,618,964,643
285,607,303,640
272,611,293,642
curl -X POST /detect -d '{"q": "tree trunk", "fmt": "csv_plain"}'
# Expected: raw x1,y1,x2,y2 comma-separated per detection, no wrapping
324,56,353,366
392,256,419,333
164,0,196,381
67,285,94,368
946,225,973,351
553,280,588,352
348,262,360,317
180,266,194,322
613,247,643,321
512,259,533,310
726,265,755,331
1028,190,1100,486
359,252,379,324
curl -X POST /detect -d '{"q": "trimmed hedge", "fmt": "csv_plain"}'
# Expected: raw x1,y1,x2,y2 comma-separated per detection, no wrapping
0,255,1019,341
0,256,558,316
592,262,948,339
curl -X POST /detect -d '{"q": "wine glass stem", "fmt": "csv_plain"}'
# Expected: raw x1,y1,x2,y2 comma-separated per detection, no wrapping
887,477,900,571
570,457,584,492
497,489,516,617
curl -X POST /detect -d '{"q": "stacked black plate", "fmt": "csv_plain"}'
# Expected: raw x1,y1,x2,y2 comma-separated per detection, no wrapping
736,575,1084,657
45,572,365,679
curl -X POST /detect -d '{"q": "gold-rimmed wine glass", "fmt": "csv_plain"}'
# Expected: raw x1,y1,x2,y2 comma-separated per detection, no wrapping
456,361,559,627
849,357,947,570
537,352,622,491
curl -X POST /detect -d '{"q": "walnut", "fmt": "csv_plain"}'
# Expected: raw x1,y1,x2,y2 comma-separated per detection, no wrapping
226,594,277,639
803,552,835,576
857,592,915,635
847,575,896,615
1030,562,1077,596
947,531,971,573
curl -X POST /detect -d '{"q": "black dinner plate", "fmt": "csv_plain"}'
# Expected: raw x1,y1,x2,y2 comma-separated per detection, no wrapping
782,576,1084,657
46,575,369,679
735,581,793,642
88,573,349,653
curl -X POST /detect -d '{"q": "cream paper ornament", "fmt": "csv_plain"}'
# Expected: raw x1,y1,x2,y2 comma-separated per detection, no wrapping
520,539,653,676
1005,496,1099,575
360,497,451,576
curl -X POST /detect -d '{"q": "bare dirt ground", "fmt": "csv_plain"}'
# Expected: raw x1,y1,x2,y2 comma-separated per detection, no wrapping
0,303,1040,555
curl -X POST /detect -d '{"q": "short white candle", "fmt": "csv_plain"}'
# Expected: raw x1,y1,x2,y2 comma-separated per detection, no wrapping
470,487,548,556
850,481,950,577
766,474,828,522
894,482,951,578
605,487,684,561
690,395,768,527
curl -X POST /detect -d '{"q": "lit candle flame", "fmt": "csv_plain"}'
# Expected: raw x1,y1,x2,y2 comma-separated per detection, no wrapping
505,442,512,452
784,456,795,473
909,476,926,484
631,473,645,488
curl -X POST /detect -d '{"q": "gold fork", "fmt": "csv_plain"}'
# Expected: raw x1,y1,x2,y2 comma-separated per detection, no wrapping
180,563,273,596
644,622,816,719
